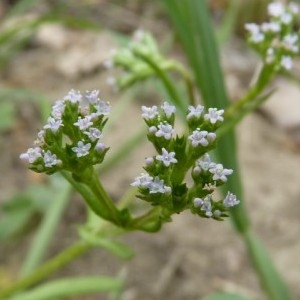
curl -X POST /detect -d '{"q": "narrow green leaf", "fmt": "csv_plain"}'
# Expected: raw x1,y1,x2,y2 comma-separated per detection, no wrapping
162,1,291,299
244,231,292,300
79,227,134,260
9,276,123,300
20,176,71,277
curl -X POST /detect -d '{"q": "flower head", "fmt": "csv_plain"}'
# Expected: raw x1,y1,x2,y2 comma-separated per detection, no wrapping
204,108,224,124
187,105,204,120
149,177,171,194
141,105,158,120
85,90,100,104
20,147,42,163
209,163,233,182
156,148,177,167
72,141,91,158
64,89,82,103
155,123,174,140
74,116,93,131
223,192,240,207
161,102,176,118
188,129,210,147
44,117,63,133
131,173,153,188
84,127,102,141
43,150,61,168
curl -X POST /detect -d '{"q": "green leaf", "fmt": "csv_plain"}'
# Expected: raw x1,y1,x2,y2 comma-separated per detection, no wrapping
202,292,250,300
20,176,72,277
78,227,134,260
162,1,291,299
9,276,123,300
244,231,292,300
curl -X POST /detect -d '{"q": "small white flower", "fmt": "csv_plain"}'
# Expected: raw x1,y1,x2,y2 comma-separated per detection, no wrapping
149,177,171,194
141,105,158,120
44,117,63,133
188,129,209,147
161,102,176,118
149,126,157,134
74,116,93,131
84,127,102,141
145,157,154,165
187,105,204,120
197,154,216,171
85,90,100,104
268,2,285,17
155,123,174,140
131,173,153,188
204,108,224,124
51,100,65,119
245,23,265,43
282,34,299,53
64,89,82,103
156,148,178,167
223,192,240,207
94,101,111,116
209,163,233,182
193,197,203,208
95,142,106,152
43,150,61,168
261,22,281,33
245,23,260,35
280,12,292,24
194,195,213,217
281,55,293,70
72,141,91,157
192,166,201,175
20,147,42,163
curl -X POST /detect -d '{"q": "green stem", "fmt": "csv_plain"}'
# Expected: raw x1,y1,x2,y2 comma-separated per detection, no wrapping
89,170,123,226
0,242,92,300
171,62,196,106
61,171,123,227
225,64,275,119
129,206,163,232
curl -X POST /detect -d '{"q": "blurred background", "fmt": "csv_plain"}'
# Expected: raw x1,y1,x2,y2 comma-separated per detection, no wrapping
0,1,300,299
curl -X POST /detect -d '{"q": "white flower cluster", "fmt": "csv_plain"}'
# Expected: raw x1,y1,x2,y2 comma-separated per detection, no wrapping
193,154,233,182
131,173,171,194
132,101,238,220
192,154,238,218
193,192,240,218
20,147,61,168
245,1,299,70
20,89,110,171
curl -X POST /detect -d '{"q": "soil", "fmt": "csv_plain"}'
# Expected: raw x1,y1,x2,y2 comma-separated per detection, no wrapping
0,2,300,300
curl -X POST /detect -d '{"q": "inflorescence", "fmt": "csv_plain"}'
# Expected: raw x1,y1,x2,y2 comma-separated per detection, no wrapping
20,90,110,177
132,102,240,220
20,90,240,222
245,1,300,71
